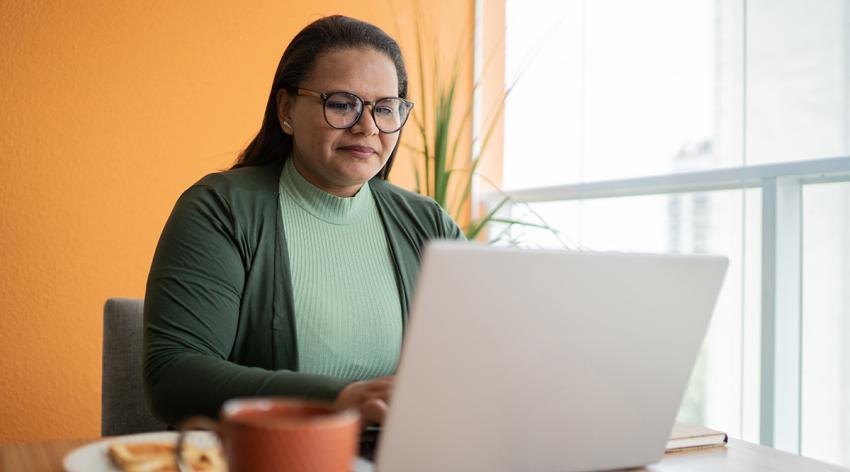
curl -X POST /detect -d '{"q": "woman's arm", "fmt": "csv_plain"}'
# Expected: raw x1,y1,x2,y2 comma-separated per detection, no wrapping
438,204,466,241
143,185,349,425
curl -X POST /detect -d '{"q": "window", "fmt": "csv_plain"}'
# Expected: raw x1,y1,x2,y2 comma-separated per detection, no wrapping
802,182,850,466
491,0,850,465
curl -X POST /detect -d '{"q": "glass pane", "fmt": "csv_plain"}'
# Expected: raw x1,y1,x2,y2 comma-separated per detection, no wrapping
581,0,716,182
745,0,850,165
801,182,850,467
503,0,722,188
503,0,583,189
490,189,762,440
503,0,850,188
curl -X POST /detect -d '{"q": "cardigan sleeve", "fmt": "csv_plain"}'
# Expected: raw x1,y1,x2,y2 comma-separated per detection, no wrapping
143,185,349,426
439,205,466,240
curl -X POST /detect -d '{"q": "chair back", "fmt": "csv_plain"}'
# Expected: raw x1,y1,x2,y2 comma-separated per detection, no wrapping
101,297,165,435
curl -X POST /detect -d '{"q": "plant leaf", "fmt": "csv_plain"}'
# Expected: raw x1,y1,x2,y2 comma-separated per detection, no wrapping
465,196,510,240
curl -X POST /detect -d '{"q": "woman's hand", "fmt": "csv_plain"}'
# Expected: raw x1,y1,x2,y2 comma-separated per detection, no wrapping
334,376,394,425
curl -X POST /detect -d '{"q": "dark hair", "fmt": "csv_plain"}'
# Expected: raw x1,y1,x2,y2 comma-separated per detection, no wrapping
231,15,408,179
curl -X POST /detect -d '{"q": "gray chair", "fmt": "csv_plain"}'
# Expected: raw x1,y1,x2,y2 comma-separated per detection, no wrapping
101,298,166,435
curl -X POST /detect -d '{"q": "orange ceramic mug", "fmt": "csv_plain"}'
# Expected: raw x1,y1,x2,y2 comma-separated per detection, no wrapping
175,398,361,472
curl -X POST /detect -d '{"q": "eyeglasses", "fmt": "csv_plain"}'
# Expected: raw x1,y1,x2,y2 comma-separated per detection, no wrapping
295,88,414,134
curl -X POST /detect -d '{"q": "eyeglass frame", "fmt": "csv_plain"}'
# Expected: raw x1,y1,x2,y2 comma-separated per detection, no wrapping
291,87,414,134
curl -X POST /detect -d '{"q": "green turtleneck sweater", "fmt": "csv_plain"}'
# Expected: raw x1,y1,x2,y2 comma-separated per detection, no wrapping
278,159,402,380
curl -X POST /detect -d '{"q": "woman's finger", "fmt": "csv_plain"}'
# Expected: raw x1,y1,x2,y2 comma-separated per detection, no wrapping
365,377,394,394
361,398,389,424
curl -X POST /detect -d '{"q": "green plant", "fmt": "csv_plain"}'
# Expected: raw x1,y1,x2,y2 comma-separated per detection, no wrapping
401,14,566,246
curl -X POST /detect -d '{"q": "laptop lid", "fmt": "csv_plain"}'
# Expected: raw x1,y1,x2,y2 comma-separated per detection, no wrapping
375,242,728,472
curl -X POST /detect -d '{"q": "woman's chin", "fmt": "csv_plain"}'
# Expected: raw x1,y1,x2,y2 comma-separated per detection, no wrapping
334,161,384,183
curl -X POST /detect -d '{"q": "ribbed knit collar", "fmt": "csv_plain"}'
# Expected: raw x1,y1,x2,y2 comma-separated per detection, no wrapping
279,157,373,225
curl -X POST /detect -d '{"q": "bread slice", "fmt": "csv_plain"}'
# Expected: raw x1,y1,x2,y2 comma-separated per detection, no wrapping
107,441,226,472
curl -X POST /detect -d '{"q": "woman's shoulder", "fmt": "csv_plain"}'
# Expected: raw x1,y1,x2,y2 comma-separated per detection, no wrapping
170,162,283,225
369,178,441,212
369,178,464,240
192,161,282,196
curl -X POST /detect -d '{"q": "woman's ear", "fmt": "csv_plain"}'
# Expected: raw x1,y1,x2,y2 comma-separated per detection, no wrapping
276,89,294,135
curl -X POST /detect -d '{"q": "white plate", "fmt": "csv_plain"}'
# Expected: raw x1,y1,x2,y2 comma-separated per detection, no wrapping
63,431,219,472
62,431,376,472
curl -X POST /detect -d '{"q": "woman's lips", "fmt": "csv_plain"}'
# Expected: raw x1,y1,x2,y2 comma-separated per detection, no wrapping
339,145,376,158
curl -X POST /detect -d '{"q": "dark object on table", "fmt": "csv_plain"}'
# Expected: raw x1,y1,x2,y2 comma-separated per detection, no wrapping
359,426,381,461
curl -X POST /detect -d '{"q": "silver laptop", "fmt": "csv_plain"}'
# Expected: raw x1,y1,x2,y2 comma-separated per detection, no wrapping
372,241,728,472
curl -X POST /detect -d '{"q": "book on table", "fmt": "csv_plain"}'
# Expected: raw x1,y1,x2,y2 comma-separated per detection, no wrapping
666,423,728,452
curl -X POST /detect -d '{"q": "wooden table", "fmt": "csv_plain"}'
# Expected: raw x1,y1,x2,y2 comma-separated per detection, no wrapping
2,437,848,471
1,438,89,472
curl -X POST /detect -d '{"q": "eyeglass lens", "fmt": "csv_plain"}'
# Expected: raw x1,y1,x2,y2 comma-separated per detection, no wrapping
324,92,410,133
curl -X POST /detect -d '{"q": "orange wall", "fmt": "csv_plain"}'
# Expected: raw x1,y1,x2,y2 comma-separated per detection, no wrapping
477,0,506,191
0,0,473,442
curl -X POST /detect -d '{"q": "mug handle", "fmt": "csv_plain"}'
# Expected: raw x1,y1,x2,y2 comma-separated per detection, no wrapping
174,416,220,472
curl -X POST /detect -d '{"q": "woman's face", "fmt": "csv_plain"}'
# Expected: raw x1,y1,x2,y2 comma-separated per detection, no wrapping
278,47,401,197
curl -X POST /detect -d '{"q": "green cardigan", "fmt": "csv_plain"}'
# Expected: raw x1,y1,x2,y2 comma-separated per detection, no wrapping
143,159,463,426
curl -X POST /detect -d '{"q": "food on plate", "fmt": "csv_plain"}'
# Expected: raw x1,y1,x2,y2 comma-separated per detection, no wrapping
107,441,226,472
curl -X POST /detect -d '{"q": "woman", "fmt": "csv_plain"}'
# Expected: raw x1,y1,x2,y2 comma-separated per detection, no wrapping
143,15,463,427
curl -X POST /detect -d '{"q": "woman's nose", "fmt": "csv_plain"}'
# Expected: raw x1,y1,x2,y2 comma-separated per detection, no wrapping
349,105,380,136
